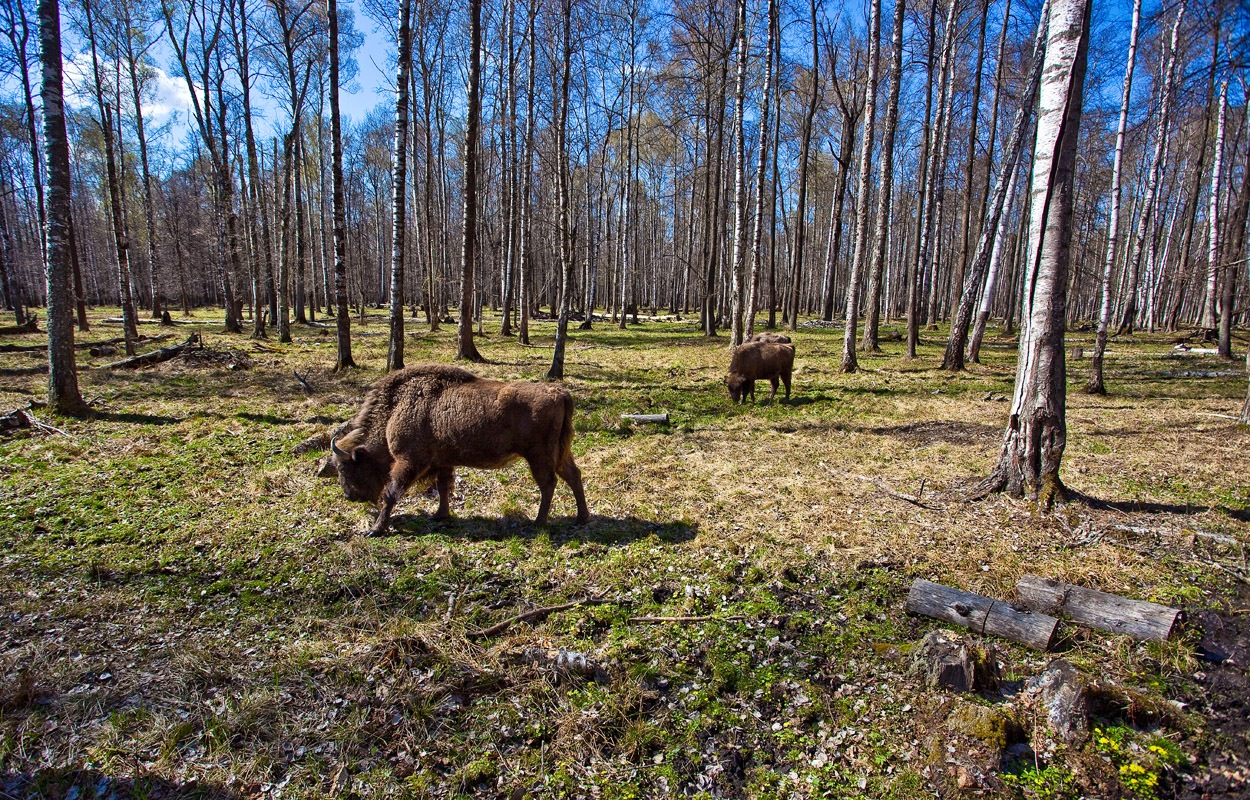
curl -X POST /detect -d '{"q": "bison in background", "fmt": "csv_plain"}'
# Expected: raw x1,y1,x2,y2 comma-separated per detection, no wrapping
726,340,795,404
327,365,589,535
746,332,791,344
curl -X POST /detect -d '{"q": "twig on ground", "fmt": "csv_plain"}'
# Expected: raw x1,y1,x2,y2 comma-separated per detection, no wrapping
836,470,939,509
294,370,314,392
628,615,747,624
468,598,610,640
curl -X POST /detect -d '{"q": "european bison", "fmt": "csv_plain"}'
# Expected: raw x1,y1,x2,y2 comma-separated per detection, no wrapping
328,365,589,535
726,340,795,404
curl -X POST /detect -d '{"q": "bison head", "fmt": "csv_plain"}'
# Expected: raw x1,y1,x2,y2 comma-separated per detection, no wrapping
726,373,747,404
330,428,389,503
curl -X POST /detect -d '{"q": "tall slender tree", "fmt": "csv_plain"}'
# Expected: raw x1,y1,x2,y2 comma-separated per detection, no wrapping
328,0,354,369
387,0,413,370
84,0,139,354
786,0,820,332
728,0,749,347
38,0,87,415
840,0,880,372
1085,0,1141,392
457,0,484,362
861,0,904,352
744,0,777,340
547,0,575,379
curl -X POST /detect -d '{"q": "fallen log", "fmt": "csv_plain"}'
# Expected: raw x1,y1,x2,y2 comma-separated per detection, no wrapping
103,333,200,370
1015,576,1181,642
621,413,669,424
0,334,170,354
0,318,39,335
906,579,1059,651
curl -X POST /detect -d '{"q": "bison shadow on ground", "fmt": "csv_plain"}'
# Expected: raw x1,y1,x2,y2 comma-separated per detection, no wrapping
1,769,241,800
381,512,697,548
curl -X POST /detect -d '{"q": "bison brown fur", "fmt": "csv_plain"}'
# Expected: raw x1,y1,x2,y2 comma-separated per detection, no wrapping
726,341,795,404
329,365,589,534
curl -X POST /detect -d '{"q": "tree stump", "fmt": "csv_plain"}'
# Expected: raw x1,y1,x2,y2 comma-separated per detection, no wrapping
1016,575,1181,641
909,630,1000,693
1018,659,1090,746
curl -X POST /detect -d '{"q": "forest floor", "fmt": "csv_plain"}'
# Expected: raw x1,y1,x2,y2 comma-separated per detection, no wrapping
0,309,1247,800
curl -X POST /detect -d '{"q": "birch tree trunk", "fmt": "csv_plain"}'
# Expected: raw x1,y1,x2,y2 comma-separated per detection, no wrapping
1117,1,1184,336
744,0,776,339
1085,0,1140,392
840,0,880,372
861,0,905,352
1203,79,1226,337
457,0,485,362
728,0,748,347
387,0,413,370
974,0,1090,506
328,0,354,369
547,0,574,380
38,0,87,415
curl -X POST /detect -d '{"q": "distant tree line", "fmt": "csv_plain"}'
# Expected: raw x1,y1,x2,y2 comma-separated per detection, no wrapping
2,0,1248,379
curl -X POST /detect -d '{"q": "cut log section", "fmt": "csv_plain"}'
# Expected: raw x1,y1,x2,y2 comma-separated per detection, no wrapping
621,413,669,424
1015,575,1181,642
103,333,201,370
906,579,1059,651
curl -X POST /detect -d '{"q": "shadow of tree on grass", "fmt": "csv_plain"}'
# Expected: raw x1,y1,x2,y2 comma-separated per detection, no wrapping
1,769,240,800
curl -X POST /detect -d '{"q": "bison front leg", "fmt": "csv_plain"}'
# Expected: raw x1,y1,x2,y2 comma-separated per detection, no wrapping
433,467,455,519
767,376,779,401
369,459,421,536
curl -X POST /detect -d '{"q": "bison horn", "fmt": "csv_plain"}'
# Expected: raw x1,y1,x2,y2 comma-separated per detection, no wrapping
330,435,354,461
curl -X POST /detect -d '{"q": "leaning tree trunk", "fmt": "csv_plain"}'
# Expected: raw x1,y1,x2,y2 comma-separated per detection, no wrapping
1117,1,1184,336
457,0,484,362
974,0,1090,507
840,0,880,372
37,0,87,415
861,0,904,352
943,2,1048,371
328,0,354,369
387,0,413,370
1085,0,1141,392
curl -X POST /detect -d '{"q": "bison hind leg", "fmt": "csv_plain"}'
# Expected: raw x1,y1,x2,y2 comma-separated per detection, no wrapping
557,456,590,524
432,467,455,519
528,460,558,526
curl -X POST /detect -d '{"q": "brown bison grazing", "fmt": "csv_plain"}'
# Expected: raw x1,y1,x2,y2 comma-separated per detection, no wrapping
328,365,589,535
726,340,795,404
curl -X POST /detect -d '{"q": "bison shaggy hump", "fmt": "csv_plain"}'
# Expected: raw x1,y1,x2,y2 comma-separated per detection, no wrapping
330,365,589,535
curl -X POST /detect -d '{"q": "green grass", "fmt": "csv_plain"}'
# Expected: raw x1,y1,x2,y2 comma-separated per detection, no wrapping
0,308,1246,797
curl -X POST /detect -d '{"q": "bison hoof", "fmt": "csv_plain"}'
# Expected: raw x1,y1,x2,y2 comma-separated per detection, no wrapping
576,512,590,525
